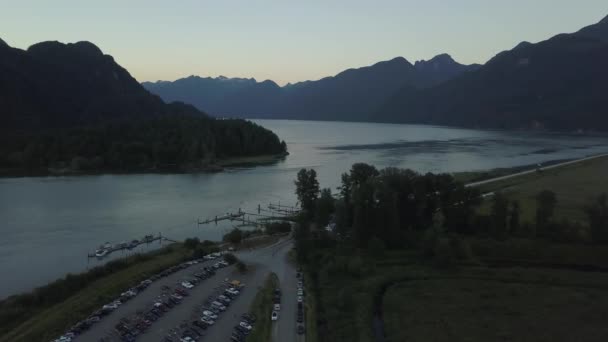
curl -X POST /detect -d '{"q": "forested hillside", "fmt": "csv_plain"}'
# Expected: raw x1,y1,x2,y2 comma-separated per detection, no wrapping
0,39,286,175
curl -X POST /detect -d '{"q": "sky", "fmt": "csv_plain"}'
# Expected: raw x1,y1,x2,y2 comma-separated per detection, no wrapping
1,0,607,85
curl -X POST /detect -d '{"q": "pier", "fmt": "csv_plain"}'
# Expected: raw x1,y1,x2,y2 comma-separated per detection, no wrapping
87,233,165,258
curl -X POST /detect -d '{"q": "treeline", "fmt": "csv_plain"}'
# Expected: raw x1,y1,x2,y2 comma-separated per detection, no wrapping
294,163,608,252
0,115,287,175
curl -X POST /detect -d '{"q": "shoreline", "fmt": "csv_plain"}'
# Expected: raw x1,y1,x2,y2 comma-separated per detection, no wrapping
0,152,289,179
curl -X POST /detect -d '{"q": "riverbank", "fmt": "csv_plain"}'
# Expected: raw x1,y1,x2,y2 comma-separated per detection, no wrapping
0,152,289,178
0,243,195,342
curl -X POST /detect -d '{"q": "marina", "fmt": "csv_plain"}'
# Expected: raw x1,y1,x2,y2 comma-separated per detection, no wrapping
88,234,164,259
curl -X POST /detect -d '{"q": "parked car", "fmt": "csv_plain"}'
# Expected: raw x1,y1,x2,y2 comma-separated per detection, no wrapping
271,311,279,321
274,303,281,311
239,321,253,330
211,301,226,311
297,324,305,335
241,313,256,323
202,310,218,320
201,316,215,325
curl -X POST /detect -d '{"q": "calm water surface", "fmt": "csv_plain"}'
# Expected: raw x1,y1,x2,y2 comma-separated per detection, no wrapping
1,120,608,298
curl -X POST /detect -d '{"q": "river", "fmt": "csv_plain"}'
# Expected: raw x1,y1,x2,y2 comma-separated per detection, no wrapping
1,120,607,298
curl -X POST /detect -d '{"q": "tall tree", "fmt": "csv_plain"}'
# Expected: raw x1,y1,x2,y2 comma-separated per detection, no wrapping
490,193,509,239
586,193,608,243
536,190,557,235
315,188,335,226
509,200,521,235
295,168,320,216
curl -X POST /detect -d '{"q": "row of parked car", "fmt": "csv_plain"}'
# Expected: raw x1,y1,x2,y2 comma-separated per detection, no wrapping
51,255,223,342
230,312,256,342
296,269,306,335
160,280,247,342
114,264,220,342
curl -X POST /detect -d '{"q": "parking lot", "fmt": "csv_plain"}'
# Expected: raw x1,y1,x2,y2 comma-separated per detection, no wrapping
73,255,234,341
56,236,299,342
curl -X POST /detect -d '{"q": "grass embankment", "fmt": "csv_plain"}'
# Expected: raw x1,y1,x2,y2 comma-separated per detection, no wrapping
302,269,318,342
383,267,608,342
0,244,191,342
238,233,285,250
471,155,608,223
247,272,279,342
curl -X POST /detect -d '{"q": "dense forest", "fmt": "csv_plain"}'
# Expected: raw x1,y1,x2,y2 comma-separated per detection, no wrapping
0,39,287,175
295,163,608,254
0,115,287,175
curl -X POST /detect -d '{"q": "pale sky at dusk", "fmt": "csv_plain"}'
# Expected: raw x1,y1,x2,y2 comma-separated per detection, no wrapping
1,0,607,85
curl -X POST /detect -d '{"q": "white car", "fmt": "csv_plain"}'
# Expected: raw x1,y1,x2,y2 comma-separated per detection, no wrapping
226,288,240,296
239,321,253,330
297,289,304,296
218,295,231,303
204,255,215,260
274,303,281,311
202,310,218,320
297,296,303,303
212,301,226,311
271,311,279,321
201,316,215,325
181,337,194,342
181,281,194,289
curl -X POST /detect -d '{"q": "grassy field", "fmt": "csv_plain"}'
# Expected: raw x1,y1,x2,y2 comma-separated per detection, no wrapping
306,243,608,342
472,155,608,224
383,268,608,342
468,237,608,267
247,272,279,342
0,245,191,342
307,250,421,342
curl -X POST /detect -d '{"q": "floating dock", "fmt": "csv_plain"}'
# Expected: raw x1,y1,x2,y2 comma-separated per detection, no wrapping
87,234,163,258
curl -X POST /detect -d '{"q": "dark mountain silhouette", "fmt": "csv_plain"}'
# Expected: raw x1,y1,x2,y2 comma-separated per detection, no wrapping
413,53,480,86
0,40,189,131
0,39,286,175
377,15,608,131
143,54,476,121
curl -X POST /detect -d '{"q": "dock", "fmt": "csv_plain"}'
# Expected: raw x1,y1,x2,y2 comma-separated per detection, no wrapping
87,233,164,258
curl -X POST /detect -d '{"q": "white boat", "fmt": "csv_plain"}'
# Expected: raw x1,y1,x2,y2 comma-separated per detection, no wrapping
95,249,108,258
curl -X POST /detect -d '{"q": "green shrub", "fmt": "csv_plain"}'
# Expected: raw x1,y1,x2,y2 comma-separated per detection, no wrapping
223,253,238,265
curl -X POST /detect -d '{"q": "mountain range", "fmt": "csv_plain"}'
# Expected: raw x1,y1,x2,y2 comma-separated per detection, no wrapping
144,15,608,131
378,15,608,131
143,54,479,122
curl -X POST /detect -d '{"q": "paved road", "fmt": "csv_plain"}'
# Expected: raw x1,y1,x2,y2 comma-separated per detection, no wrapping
237,237,300,342
466,153,608,188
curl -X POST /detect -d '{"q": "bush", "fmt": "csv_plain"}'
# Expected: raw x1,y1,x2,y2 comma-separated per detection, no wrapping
184,237,200,249
368,236,385,257
223,228,243,244
265,222,292,235
433,237,455,268
449,235,474,261
223,253,238,265
236,261,247,273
